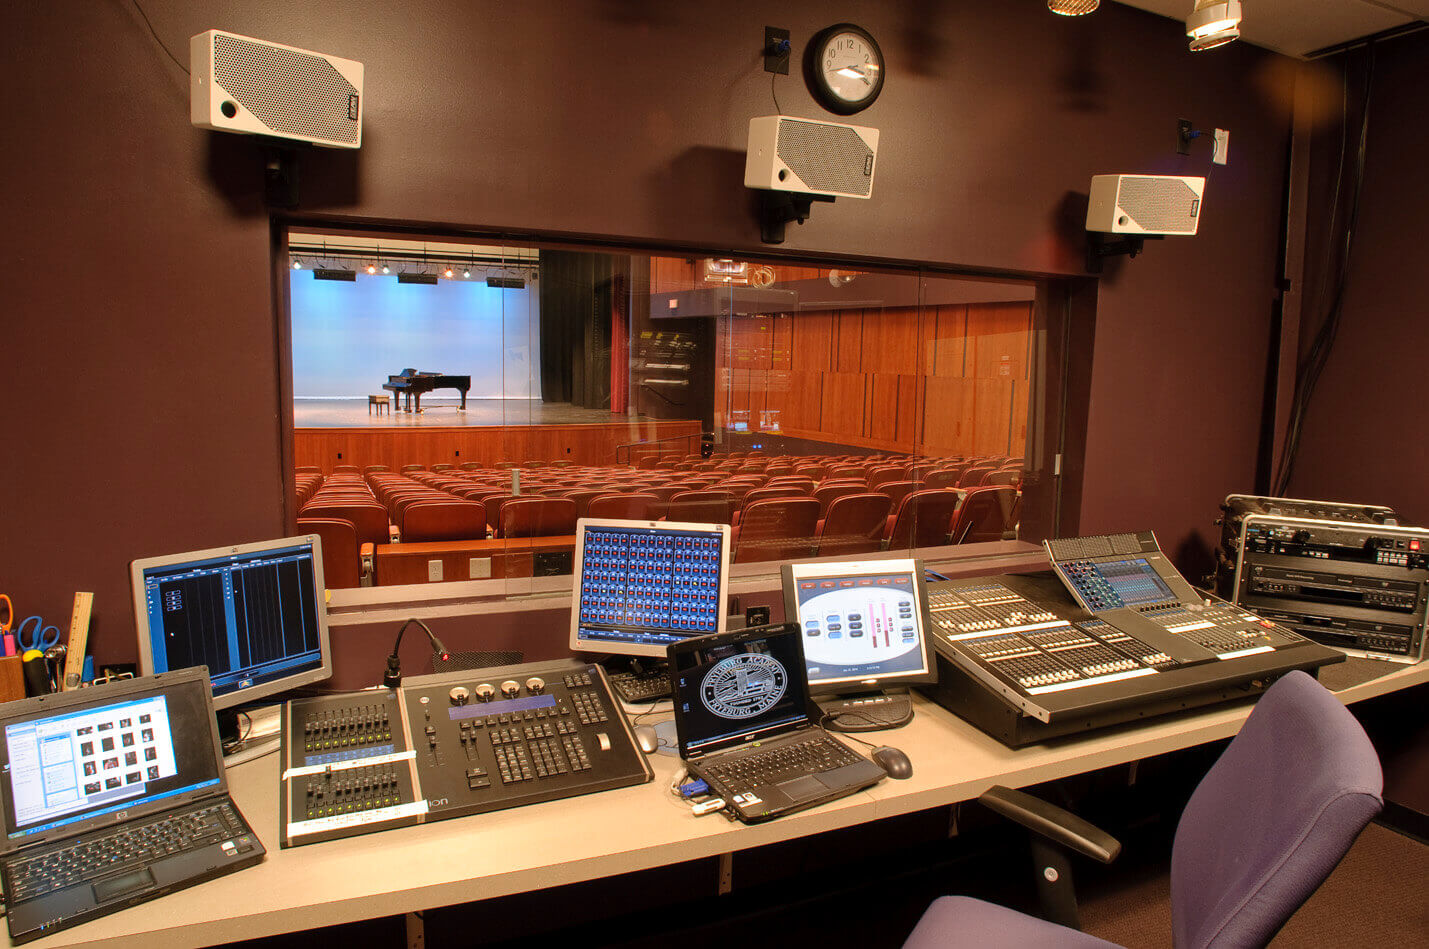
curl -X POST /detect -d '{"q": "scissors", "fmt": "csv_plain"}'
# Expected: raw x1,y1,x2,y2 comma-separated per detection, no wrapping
16,616,60,654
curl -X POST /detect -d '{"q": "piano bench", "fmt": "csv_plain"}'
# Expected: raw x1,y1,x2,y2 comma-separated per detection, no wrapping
368,395,391,416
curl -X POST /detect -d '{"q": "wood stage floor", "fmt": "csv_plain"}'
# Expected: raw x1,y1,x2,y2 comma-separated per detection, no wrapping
295,398,647,428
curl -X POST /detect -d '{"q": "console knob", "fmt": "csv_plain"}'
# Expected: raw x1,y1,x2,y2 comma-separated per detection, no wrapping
449,686,471,707
500,680,521,699
474,683,496,703
525,677,546,695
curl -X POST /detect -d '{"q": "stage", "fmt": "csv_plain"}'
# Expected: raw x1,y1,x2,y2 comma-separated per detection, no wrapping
295,398,649,428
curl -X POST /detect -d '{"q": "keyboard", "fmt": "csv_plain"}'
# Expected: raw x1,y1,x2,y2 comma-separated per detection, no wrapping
702,733,861,789
609,669,672,702
5,802,250,901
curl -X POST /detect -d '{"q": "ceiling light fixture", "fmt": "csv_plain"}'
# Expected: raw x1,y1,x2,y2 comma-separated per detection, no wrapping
366,262,377,274
1047,0,1099,15
1186,0,1241,51
381,262,390,274
292,258,302,270
443,266,455,279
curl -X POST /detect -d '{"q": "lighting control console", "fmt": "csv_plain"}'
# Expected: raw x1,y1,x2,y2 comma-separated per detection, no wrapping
278,659,653,847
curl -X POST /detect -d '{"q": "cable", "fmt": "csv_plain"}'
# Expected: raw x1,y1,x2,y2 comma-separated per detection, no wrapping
131,0,189,75
771,70,782,114
818,713,879,750
383,619,451,688
221,710,253,755
1273,43,1375,496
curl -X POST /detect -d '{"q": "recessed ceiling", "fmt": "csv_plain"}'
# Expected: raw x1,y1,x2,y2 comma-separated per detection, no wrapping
1115,0,1429,58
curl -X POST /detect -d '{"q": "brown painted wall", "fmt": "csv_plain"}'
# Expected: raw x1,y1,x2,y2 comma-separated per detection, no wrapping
1286,33,1429,525
5,1,1295,664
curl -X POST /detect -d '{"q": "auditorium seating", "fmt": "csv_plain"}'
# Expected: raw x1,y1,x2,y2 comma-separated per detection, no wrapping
948,486,1020,544
294,449,1023,583
295,517,368,588
816,493,892,557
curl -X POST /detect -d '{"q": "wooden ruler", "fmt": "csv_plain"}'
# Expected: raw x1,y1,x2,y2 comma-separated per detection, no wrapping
64,592,93,691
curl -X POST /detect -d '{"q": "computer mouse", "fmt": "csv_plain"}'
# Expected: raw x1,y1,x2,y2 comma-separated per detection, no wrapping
871,745,912,780
634,725,659,754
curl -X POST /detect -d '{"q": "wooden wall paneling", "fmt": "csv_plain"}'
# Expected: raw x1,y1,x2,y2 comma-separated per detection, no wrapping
967,302,1034,380
920,377,975,455
896,374,919,446
925,305,969,378
650,257,699,294
868,373,900,443
823,373,869,439
834,309,864,373
781,370,824,431
862,306,920,375
971,379,1016,456
770,313,793,370
1011,377,1031,456
791,311,834,372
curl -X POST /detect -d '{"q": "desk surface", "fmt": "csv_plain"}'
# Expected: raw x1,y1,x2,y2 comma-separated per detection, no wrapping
20,659,1427,949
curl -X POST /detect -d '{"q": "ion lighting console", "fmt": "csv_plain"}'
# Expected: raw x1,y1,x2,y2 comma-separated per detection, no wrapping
278,659,653,847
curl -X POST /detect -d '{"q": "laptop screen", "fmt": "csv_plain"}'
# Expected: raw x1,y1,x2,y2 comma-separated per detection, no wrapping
0,671,223,846
670,624,812,757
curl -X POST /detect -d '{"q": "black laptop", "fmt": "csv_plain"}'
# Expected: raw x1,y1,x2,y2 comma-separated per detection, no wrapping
669,623,886,823
0,668,263,944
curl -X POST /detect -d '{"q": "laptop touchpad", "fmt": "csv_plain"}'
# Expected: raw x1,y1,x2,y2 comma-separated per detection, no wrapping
777,775,826,801
93,867,155,904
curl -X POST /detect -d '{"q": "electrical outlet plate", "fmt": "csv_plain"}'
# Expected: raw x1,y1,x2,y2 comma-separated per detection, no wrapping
1213,128,1229,165
764,26,790,74
1177,118,1194,155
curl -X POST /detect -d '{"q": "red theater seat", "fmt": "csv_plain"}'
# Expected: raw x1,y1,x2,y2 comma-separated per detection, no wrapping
816,493,892,557
499,498,577,539
732,498,820,563
401,500,489,543
948,486,1020,543
885,489,964,550
296,517,367,589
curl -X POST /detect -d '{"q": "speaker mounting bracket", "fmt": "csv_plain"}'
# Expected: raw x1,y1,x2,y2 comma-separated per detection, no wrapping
757,191,836,244
260,140,304,209
1086,232,1163,274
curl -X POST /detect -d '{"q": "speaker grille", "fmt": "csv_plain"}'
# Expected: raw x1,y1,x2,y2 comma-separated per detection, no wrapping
1117,177,1200,232
214,34,359,144
776,120,874,197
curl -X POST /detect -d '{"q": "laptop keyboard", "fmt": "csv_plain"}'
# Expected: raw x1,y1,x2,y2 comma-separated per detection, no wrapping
702,734,861,788
6,802,249,902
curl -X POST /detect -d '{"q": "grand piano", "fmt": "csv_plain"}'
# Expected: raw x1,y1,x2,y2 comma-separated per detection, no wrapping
383,368,472,412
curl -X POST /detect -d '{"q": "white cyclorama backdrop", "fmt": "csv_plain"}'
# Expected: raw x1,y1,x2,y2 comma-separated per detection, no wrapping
289,271,539,399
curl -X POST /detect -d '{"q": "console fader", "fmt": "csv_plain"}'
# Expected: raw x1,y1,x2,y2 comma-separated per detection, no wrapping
279,659,653,848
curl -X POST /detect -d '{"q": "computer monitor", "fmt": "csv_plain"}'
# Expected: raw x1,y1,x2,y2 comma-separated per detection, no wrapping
780,559,937,730
130,535,332,747
569,518,731,661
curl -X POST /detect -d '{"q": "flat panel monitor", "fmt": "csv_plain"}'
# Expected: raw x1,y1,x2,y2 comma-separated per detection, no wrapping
569,519,731,660
780,559,937,730
130,535,332,715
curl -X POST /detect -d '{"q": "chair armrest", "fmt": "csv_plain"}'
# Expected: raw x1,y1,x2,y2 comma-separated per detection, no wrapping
360,542,375,587
978,785,1122,864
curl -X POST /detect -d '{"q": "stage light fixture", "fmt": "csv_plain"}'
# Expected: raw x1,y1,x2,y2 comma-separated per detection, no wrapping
1048,0,1099,15
463,268,471,279
381,263,390,274
444,267,455,279
1186,0,1241,51
366,262,377,275
292,259,302,270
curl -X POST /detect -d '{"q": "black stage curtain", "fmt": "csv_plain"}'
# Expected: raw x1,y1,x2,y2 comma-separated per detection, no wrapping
538,250,613,409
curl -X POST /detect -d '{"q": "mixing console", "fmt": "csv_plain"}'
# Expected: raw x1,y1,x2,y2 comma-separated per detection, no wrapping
279,660,653,848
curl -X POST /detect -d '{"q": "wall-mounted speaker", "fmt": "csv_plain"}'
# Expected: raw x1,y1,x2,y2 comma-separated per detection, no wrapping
1086,174,1205,235
744,115,879,200
190,30,364,148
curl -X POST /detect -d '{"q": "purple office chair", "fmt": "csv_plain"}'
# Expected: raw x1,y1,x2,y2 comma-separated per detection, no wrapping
904,671,1383,949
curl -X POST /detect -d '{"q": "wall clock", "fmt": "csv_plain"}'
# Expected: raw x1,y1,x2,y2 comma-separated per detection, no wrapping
806,23,885,115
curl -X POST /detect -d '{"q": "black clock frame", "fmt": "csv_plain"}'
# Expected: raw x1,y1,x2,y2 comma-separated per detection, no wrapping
804,23,885,115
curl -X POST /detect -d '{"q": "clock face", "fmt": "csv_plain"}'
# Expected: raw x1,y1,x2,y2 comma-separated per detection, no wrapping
700,654,787,720
808,24,884,114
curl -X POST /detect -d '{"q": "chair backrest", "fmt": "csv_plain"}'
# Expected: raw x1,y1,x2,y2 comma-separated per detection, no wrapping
813,483,869,516
499,498,577,539
586,493,661,521
666,493,734,525
298,501,389,549
1170,671,1382,949
958,465,996,488
947,486,1020,544
733,498,820,563
886,489,964,549
880,480,919,510
741,486,808,507
919,468,962,490
295,517,361,589
817,493,892,557
401,500,488,543
483,493,518,530
983,467,1022,487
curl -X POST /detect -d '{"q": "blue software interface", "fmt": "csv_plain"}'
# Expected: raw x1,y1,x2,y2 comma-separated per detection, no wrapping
140,543,323,700
575,525,724,649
